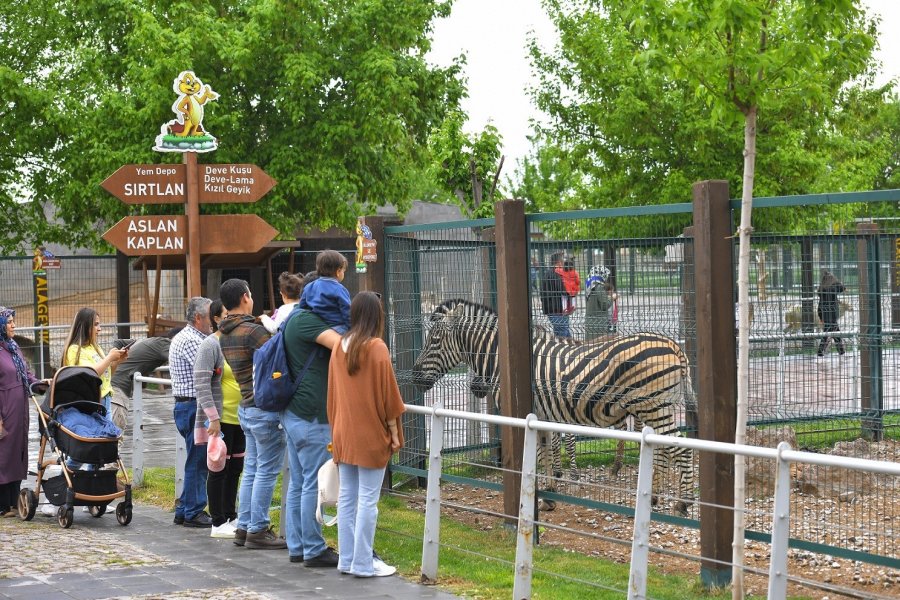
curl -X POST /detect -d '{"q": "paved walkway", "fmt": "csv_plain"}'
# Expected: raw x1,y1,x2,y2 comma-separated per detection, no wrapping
0,503,462,600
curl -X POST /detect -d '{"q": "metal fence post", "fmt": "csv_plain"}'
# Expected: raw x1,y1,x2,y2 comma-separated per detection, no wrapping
628,426,656,600
132,372,145,486
513,414,539,600
420,402,446,584
767,441,793,599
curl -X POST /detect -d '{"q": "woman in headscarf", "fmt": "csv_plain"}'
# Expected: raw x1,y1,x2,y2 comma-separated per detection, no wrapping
0,307,47,516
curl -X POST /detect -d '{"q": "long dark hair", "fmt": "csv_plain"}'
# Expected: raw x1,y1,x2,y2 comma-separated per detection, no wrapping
62,307,102,366
344,292,384,376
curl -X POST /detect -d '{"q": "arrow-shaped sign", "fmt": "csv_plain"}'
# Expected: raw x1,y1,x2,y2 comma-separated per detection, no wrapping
101,165,186,205
101,163,276,204
198,164,276,203
102,214,277,256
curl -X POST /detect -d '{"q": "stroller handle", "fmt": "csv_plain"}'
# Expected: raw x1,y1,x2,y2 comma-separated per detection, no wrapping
30,381,50,395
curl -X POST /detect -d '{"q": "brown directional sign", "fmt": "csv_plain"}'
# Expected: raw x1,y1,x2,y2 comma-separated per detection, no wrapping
198,164,276,203
101,165,186,204
102,214,277,256
101,163,275,204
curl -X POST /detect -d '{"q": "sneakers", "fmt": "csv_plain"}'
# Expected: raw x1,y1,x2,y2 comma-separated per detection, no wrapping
245,527,287,549
183,512,213,528
173,514,185,525
210,519,237,538
289,554,304,563
304,546,339,567
233,527,247,546
354,557,397,578
41,504,56,517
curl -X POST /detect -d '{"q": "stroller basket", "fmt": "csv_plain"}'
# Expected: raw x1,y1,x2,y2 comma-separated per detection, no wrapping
43,471,121,506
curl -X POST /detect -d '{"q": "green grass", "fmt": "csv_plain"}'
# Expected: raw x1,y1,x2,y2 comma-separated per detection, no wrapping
129,467,805,599
757,416,900,450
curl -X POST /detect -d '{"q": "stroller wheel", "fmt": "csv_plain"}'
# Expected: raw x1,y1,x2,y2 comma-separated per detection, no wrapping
115,502,132,526
18,489,37,521
57,506,74,529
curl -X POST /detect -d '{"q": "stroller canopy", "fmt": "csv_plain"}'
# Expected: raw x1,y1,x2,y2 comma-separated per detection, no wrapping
45,366,103,413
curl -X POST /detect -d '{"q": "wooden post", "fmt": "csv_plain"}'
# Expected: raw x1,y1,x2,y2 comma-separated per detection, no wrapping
857,223,884,441
116,250,131,340
691,180,736,589
184,152,201,298
494,200,532,523
360,216,388,300
800,238,815,350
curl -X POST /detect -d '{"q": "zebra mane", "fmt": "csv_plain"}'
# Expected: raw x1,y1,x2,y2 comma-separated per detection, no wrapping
431,298,496,320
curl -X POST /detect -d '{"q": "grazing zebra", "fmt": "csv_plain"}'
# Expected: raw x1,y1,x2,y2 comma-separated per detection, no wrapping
411,299,694,516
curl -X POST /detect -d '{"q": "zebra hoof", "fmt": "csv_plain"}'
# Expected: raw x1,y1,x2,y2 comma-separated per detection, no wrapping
553,470,563,479
570,469,580,482
673,501,690,518
538,499,557,512
610,462,623,477
650,495,659,507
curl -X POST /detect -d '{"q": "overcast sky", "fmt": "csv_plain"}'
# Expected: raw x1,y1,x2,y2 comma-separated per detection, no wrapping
428,0,900,170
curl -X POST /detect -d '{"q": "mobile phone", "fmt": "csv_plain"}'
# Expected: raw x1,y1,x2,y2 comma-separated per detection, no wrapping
122,340,137,351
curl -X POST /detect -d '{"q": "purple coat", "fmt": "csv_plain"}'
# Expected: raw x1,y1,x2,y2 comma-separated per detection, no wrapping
0,347,38,485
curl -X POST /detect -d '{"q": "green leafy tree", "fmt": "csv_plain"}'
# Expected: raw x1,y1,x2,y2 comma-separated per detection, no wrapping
526,1,894,236
428,110,504,218
614,1,877,596
0,0,465,253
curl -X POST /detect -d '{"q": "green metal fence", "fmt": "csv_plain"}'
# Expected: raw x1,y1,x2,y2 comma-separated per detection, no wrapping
384,189,900,568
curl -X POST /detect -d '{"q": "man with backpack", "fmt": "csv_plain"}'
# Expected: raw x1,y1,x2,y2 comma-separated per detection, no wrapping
281,271,342,568
217,278,286,550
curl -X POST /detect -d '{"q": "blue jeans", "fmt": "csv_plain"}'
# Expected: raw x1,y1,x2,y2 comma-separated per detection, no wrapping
237,406,286,534
281,410,331,559
173,400,208,520
337,463,386,576
548,314,571,338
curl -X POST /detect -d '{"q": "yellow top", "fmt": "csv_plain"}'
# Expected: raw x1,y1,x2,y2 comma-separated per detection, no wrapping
64,344,113,398
221,359,241,425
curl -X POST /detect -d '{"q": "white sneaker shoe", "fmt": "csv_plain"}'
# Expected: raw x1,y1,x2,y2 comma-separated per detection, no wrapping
41,504,56,517
210,521,237,538
370,557,396,577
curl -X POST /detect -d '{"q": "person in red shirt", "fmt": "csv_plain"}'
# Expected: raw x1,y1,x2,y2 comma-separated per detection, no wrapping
556,255,581,315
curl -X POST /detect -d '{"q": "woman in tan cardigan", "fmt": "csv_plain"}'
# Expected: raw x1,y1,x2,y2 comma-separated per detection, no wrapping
327,291,405,578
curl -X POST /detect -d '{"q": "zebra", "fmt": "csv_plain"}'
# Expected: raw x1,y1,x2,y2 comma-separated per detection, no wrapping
411,298,694,516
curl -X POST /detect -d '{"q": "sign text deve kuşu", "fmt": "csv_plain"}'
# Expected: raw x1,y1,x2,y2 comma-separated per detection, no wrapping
101,164,275,204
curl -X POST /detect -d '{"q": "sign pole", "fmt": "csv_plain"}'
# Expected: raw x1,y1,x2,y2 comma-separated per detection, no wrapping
31,269,51,379
184,152,201,298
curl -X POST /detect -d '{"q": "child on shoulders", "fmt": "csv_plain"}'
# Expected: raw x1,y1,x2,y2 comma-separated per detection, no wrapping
299,249,351,334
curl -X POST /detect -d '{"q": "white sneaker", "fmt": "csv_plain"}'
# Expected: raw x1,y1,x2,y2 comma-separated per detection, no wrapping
370,557,397,577
41,504,56,517
210,521,237,538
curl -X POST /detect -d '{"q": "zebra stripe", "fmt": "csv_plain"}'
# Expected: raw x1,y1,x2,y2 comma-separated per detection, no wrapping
412,299,694,515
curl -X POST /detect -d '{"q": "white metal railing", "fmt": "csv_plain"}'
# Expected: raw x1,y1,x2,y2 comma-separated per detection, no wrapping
131,369,176,490
406,402,900,600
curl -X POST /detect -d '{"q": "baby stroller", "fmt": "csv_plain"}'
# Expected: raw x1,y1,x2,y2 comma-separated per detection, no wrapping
19,365,133,528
